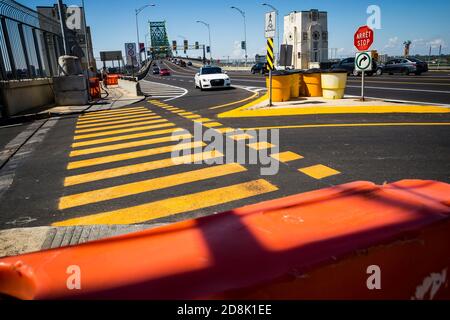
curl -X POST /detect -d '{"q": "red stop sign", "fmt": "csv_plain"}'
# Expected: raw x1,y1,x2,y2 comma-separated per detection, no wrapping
354,25,374,51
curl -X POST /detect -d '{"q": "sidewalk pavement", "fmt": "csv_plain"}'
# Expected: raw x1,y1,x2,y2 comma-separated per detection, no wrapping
0,224,166,258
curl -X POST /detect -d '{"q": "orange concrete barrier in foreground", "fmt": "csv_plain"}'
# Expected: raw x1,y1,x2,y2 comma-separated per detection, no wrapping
0,180,449,300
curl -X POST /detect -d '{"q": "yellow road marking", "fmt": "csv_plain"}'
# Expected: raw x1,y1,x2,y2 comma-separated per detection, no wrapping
299,165,341,179
80,107,146,118
64,150,223,186
180,112,194,116
72,128,184,148
75,119,168,134
70,133,192,157
247,142,275,150
271,152,304,163
67,141,205,170
76,112,156,125
218,103,450,118
194,118,213,123
53,179,278,226
172,110,187,114
203,122,223,128
76,116,161,129
209,91,259,110
230,133,254,141
185,115,202,119
74,123,175,140
241,122,450,131
59,163,247,210
214,128,236,134
78,110,152,122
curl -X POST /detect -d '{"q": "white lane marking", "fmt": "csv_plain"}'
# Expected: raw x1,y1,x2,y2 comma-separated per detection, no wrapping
347,85,450,94
139,80,188,101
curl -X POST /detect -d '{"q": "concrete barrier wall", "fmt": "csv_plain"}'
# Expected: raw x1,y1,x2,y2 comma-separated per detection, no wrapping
0,79,54,117
118,79,144,97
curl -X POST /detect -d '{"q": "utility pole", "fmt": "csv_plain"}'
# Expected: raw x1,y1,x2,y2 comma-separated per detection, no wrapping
57,0,68,55
135,4,155,65
196,21,212,62
231,6,248,66
262,3,279,65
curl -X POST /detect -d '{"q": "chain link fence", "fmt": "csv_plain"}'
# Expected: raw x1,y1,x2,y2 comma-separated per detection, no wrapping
0,0,63,80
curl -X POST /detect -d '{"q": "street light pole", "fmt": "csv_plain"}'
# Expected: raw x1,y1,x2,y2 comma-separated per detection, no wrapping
135,4,155,65
262,3,279,65
231,6,247,66
196,20,212,62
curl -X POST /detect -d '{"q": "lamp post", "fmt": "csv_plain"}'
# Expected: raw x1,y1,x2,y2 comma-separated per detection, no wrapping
135,4,155,65
262,2,279,65
231,6,247,66
196,20,212,62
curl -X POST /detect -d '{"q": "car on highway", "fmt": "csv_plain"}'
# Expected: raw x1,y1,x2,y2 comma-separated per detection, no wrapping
379,57,429,75
331,57,378,76
194,66,231,90
152,67,160,75
187,61,193,66
159,68,171,76
251,62,268,75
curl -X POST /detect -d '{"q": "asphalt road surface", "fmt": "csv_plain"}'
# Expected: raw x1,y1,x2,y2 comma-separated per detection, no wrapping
0,60,448,230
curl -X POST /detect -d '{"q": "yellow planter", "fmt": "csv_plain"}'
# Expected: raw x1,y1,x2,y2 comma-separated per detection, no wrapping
266,73,291,102
321,71,348,99
303,71,322,97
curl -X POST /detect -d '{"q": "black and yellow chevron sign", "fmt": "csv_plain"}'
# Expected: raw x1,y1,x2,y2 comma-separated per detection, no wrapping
266,38,275,71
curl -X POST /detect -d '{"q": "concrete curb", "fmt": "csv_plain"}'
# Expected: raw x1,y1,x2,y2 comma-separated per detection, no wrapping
0,224,167,258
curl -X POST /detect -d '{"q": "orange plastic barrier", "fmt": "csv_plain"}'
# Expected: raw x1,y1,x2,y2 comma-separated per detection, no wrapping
106,74,119,86
89,78,101,99
0,180,449,300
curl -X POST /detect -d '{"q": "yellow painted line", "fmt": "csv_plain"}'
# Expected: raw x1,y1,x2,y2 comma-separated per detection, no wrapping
74,123,175,140
80,107,146,119
179,112,194,116
217,93,269,118
53,179,278,226
214,128,236,134
203,122,223,128
241,122,450,131
72,128,184,148
67,141,206,170
76,112,156,125
64,150,223,186
194,118,213,123
230,133,254,141
218,102,450,118
299,165,341,180
70,133,192,157
76,116,162,129
78,110,152,122
185,115,202,119
209,91,259,110
247,142,275,151
172,110,187,114
75,119,168,134
271,151,304,163
59,163,247,210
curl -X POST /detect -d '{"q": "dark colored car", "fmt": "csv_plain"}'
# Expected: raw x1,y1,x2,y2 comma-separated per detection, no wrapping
380,57,428,75
160,68,171,76
251,62,268,74
179,60,187,67
187,61,193,66
152,67,160,74
331,57,377,76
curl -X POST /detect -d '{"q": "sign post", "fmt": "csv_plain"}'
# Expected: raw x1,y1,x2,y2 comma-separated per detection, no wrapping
354,25,374,101
265,11,276,107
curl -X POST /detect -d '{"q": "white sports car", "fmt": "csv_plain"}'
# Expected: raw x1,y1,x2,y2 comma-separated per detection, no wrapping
194,66,231,90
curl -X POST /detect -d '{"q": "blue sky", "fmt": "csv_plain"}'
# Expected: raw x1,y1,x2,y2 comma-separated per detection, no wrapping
25,0,450,60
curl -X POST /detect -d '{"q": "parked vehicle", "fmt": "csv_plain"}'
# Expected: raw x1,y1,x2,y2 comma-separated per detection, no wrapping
195,66,231,90
160,68,171,76
380,57,428,75
152,67,160,75
251,62,268,75
331,57,377,76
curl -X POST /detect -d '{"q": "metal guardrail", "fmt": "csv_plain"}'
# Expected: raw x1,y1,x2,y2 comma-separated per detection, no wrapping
0,0,63,80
